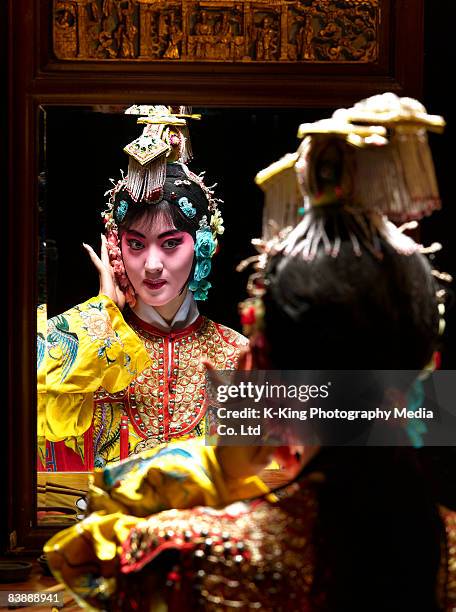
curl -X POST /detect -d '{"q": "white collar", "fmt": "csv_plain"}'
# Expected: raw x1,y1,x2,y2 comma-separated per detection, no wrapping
131,290,200,333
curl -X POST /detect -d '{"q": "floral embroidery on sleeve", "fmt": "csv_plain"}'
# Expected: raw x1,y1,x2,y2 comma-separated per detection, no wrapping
80,302,124,365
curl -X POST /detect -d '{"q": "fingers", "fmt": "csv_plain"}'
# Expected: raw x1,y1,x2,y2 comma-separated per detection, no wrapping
82,242,104,274
100,234,111,269
200,358,216,372
83,240,113,293
83,237,125,307
83,236,114,277
200,358,230,387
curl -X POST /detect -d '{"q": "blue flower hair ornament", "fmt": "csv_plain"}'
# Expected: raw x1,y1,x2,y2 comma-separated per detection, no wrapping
170,168,224,301
405,378,427,448
190,215,217,301
114,199,129,223
177,196,196,219
189,279,212,301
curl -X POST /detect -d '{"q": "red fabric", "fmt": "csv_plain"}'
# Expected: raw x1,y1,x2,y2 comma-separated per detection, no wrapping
38,427,94,472
120,414,129,460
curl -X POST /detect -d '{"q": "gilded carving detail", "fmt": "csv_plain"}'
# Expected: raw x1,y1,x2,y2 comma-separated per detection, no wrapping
53,0,380,63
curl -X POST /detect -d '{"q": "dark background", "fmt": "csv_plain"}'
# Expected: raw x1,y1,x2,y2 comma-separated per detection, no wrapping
417,1,456,505
421,1,455,370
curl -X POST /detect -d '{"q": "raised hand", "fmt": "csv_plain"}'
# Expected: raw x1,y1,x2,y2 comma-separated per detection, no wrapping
83,234,126,310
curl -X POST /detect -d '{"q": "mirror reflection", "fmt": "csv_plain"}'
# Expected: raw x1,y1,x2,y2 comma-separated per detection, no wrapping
37,105,320,526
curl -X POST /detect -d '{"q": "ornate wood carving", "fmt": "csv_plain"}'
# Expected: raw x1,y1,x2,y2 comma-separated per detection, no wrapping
53,0,380,63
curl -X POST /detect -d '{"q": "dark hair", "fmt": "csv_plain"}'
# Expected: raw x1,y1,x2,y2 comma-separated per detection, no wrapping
264,206,440,370
116,163,210,242
118,199,198,238
262,206,443,610
310,446,443,611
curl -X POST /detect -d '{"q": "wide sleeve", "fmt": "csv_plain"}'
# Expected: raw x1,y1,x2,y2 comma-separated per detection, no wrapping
88,441,272,517
40,296,151,441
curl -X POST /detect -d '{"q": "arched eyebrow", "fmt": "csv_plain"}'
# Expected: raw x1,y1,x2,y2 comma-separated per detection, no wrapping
124,229,146,238
158,229,183,239
124,229,182,239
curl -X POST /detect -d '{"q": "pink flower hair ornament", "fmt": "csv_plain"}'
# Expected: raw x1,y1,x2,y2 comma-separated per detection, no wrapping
102,175,138,308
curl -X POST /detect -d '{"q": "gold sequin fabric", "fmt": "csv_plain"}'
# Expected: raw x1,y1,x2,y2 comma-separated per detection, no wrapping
92,315,247,465
439,506,456,610
120,483,321,611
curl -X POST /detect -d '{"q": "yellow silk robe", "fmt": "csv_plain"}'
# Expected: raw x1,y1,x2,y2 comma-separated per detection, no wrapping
38,295,247,470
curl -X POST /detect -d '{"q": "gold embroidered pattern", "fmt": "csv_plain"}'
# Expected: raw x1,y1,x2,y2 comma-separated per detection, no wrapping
440,506,456,610
89,317,245,464
127,317,245,448
121,482,320,610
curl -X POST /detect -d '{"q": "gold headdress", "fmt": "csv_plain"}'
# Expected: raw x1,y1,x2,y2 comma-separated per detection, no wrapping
123,105,201,202
254,152,300,241
241,93,447,336
255,94,445,235
253,93,445,261
326,93,445,222
102,106,223,306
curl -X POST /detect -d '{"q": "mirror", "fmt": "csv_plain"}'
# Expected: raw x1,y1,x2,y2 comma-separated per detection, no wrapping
7,0,433,550
37,105,327,526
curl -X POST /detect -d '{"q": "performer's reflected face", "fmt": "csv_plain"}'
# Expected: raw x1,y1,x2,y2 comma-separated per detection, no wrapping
121,212,195,309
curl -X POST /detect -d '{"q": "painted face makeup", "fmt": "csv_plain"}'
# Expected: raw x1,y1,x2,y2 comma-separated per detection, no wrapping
121,214,195,315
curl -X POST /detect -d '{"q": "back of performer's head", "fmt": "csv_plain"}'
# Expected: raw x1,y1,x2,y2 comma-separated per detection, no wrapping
263,207,440,371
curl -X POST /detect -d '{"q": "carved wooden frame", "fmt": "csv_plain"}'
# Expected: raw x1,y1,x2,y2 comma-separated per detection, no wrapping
6,0,424,552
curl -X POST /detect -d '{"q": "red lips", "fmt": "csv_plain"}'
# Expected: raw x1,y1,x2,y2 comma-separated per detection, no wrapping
143,279,167,290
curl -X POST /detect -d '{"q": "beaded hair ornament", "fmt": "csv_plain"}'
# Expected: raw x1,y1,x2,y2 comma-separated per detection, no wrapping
240,93,450,446
102,105,224,306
